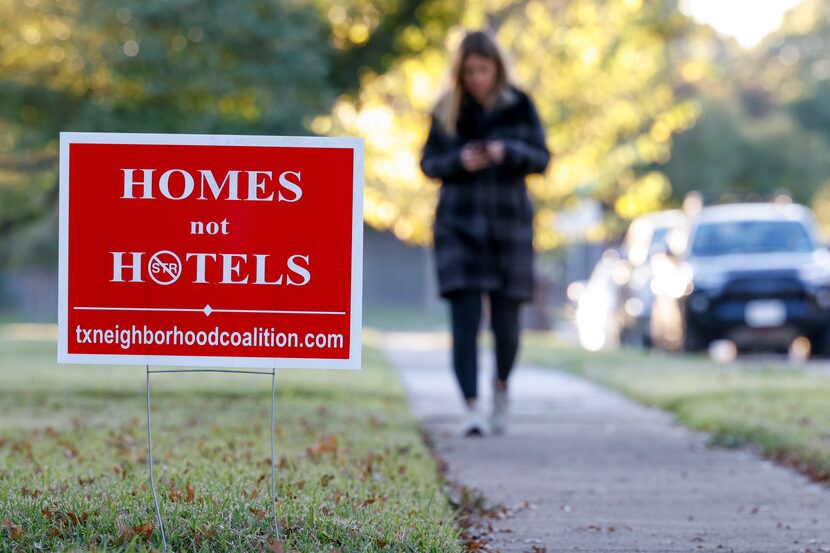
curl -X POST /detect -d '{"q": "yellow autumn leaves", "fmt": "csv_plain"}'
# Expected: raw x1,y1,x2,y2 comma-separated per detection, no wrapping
319,0,702,248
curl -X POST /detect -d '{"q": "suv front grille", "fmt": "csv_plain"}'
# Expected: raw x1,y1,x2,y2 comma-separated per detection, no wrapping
722,273,804,298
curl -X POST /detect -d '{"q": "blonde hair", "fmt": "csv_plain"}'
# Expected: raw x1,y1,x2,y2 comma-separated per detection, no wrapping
434,30,511,135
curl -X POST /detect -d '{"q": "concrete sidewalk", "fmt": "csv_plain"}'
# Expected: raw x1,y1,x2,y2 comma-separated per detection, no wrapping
380,331,830,553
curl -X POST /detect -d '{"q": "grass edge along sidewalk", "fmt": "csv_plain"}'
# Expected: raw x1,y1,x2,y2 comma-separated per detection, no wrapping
0,324,463,552
522,332,830,484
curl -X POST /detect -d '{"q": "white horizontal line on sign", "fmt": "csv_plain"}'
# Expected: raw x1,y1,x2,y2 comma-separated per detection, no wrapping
73,306,346,315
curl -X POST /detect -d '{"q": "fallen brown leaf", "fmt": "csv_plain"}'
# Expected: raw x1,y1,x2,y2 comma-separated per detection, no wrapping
310,435,338,456
168,482,182,502
354,497,376,509
194,525,217,547
1,519,23,541
267,537,285,553
133,522,154,542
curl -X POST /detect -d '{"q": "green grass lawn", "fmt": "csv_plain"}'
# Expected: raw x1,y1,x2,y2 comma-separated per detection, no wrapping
0,325,462,552
362,307,447,333
522,332,830,482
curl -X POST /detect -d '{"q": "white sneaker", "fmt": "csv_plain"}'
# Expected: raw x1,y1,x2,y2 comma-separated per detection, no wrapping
460,405,486,437
491,385,508,435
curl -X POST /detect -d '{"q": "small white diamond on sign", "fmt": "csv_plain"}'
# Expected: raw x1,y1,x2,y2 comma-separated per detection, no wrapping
203,304,213,317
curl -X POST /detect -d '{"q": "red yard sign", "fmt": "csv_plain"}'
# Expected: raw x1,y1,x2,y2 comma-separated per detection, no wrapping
58,133,363,369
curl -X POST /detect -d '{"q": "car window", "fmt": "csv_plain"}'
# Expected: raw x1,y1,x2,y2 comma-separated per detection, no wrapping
650,228,669,249
690,220,814,257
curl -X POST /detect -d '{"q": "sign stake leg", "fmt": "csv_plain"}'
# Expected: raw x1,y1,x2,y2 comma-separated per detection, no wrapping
146,365,168,551
271,367,281,541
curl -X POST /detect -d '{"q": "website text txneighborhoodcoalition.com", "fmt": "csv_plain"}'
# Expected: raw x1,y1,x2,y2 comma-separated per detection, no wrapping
74,324,345,351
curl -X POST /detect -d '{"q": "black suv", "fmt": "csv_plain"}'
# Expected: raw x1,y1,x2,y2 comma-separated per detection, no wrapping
649,203,830,354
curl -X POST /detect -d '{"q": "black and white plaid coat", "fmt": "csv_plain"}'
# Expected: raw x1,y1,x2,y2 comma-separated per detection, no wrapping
420,86,551,302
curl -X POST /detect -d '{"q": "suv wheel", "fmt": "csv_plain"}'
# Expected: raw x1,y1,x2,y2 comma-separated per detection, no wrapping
683,318,707,352
811,328,830,358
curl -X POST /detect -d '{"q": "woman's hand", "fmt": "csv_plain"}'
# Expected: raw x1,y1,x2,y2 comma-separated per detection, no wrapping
485,141,505,164
460,142,491,172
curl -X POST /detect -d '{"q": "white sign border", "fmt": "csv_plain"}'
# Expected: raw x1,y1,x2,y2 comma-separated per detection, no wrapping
58,131,364,370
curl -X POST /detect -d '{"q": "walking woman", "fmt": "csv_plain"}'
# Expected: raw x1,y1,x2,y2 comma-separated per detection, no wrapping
420,31,550,436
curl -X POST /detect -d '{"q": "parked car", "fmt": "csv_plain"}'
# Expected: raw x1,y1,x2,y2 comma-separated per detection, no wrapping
616,209,686,347
649,202,830,354
572,209,685,351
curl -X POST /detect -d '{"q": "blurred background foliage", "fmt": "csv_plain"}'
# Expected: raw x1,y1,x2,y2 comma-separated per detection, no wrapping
2,0,830,267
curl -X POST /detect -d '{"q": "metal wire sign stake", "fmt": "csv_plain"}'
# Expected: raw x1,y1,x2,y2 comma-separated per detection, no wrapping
145,366,282,551
57,132,364,550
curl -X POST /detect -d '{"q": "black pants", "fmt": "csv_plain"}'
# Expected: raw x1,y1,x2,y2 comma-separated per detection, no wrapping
448,290,522,401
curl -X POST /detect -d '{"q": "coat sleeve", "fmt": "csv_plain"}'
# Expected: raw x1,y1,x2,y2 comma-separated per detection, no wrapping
420,115,467,181
501,97,551,176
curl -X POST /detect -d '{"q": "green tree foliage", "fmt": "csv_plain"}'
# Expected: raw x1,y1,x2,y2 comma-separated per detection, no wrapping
319,0,701,248
0,0,334,237
6,0,830,260
662,0,830,223
664,101,830,205
314,0,460,93
0,0,457,273
750,0,830,126
791,81,830,137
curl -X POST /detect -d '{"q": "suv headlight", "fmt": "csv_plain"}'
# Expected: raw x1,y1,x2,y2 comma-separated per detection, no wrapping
799,264,830,287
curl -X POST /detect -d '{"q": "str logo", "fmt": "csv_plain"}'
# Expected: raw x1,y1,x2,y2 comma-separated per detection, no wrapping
148,251,182,285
